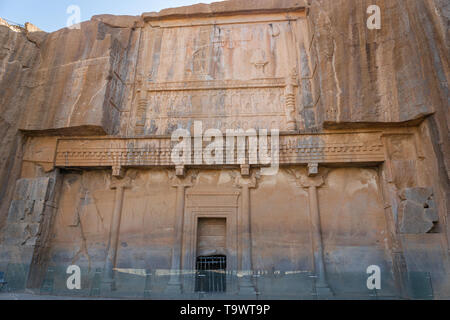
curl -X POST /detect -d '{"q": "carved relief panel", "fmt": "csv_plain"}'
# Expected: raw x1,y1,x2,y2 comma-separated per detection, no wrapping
132,15,306,135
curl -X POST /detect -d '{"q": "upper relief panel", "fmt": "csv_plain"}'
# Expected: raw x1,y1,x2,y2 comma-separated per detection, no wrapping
142,21,293,82
129,7,312,136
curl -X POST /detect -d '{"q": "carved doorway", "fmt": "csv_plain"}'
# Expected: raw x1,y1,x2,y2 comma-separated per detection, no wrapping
195,218,227,293
182,190,240,293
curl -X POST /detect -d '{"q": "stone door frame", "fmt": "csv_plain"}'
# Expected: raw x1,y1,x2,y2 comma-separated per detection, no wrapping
181,189,240,293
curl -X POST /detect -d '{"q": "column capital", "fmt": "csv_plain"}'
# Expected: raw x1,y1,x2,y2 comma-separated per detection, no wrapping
287,166,329,189
170,169,197,188
175,165,186,177
110,170,137,189
110,176,133,190
234,169,260,189
298,174,325,188
307,163,319,177
240,164,251,177
112,165,126,178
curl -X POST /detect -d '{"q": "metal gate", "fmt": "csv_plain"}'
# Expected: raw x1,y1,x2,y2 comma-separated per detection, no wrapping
195,256,226,293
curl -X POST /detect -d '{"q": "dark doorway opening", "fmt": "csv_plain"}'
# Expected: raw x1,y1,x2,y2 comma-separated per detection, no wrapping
195,255,226,293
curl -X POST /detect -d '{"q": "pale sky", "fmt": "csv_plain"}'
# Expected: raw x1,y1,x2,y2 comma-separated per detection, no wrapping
0,0,219,32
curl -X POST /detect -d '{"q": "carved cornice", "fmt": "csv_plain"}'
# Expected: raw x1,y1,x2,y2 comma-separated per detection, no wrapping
54,132,385,169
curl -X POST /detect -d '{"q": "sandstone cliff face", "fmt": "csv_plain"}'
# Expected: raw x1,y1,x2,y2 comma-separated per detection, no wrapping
0,0,448,298
0,21,44,231
19,19,141,135
1,1,447,222
308,0,449,173
310,0,448,121
307,0,449,256
0,17,142,229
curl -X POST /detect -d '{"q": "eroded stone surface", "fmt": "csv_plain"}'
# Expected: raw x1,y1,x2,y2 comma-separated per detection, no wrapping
0,0,448,298
398,187,438,234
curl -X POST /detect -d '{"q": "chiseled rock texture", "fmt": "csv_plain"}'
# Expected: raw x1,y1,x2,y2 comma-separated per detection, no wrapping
0,19,45,233
0,0,448,298
20,19,140,134
308,0,449,172
0,16,142,229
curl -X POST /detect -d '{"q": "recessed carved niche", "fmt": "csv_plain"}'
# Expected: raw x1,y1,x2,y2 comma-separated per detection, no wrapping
182,190,240,270
180,189,240,293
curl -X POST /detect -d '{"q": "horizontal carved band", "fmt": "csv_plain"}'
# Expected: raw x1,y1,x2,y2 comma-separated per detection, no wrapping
145,78,290,92
54,132,385,168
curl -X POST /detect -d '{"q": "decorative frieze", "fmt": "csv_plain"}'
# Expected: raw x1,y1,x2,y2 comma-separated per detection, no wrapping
54,132,385,169
134,84,290,134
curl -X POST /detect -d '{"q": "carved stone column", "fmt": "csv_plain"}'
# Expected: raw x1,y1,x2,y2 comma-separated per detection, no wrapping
234,170,259,295
103,175,132,291
297,166,333,297
285,68,298,131
134,81,148,136
165,171,196,294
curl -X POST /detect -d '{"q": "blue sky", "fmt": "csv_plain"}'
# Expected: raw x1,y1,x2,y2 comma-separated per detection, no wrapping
0,0,217,32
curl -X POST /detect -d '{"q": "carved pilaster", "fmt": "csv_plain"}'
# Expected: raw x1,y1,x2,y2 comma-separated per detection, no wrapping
234,170,260,295
103,173,132,291
165,171,197,294
285,68,298,131
291,165,333,297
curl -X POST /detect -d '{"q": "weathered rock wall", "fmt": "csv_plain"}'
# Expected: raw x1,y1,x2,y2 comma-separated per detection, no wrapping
308,0,449,178
0,22,45,232
308,2,449,296
19,18,141,134
42,167,395,297
0,0,448,298
0,17,142,229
